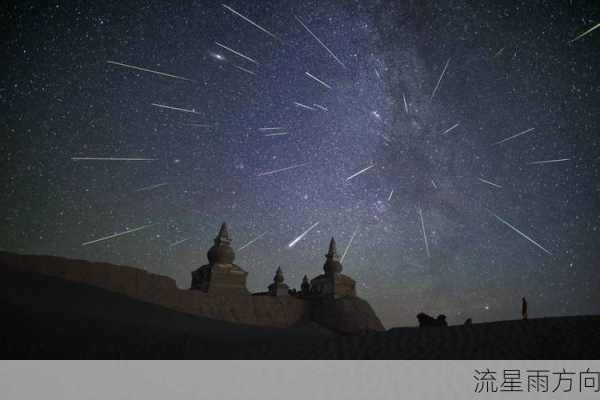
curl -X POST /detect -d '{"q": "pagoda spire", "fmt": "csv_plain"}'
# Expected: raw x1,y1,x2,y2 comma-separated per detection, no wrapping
207,222,235,265
323,237,342,275
268,266,289,296
273,266,284,284
301,275,310,294
215,222,231,245
326,237,339,260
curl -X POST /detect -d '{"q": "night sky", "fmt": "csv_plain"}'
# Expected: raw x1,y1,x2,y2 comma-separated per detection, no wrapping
3,1,599,327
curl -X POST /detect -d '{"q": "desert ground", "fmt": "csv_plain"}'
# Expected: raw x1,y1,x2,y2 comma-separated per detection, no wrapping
1,266,598,359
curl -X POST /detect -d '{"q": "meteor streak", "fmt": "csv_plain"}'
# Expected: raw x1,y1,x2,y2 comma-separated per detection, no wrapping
294,101,317,111
478,177,502,189
403,93,409,113
431,180,438,189
82,223,157,246
340,226,359,263
492,127,535,145
417,208,431,258
489,211,552,255
569,22,600,43
257,162,309,176
430,58,450,100
305,72,332,89
72,157,156,161
238,231,267,251
215,41,259,64
184,123,213,128
258,127,285,131
440,123,460,135
388,190,394,201
264,132,289,137
106,60,194,82
295,16,346,69
378,133,392,143
135,183,168,192
287,222,319,248
527,158,570,165
222,4,281,42
151,103,202,115
169,238,191,248
345,164,374,182
313,104,328,111
234,65,256,75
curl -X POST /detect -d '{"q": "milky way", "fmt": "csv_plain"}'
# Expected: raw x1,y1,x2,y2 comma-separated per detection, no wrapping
3,1,599,326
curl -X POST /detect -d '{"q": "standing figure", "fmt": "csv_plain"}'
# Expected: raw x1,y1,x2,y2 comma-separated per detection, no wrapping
521,297,528,320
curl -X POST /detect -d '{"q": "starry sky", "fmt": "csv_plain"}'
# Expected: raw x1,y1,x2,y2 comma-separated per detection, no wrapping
3,0,599,327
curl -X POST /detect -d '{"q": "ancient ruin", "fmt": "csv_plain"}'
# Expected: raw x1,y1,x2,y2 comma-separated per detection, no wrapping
309,238,357,299
190,223,361,302
187,224,383,333
267,267,290,297
191,223,249,294
0,222,384,334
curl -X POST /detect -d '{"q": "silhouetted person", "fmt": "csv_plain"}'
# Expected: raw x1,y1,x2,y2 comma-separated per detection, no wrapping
522,297,528,320
464,318,472,326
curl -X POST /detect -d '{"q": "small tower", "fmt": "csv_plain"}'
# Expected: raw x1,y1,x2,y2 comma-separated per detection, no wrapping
300,275,311,295
191,223,249,294
323,238,343,275
207,222,235,265
310,237,356,298
268,266,289,297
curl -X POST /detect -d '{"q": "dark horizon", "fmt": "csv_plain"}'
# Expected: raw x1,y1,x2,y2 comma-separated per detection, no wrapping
3,258,600,360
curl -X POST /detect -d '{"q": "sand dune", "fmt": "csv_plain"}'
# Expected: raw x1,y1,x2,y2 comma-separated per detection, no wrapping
1,268,598,359
0,269,332,359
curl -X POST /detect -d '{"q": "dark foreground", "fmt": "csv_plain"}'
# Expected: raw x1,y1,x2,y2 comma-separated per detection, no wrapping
1,269,599,359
